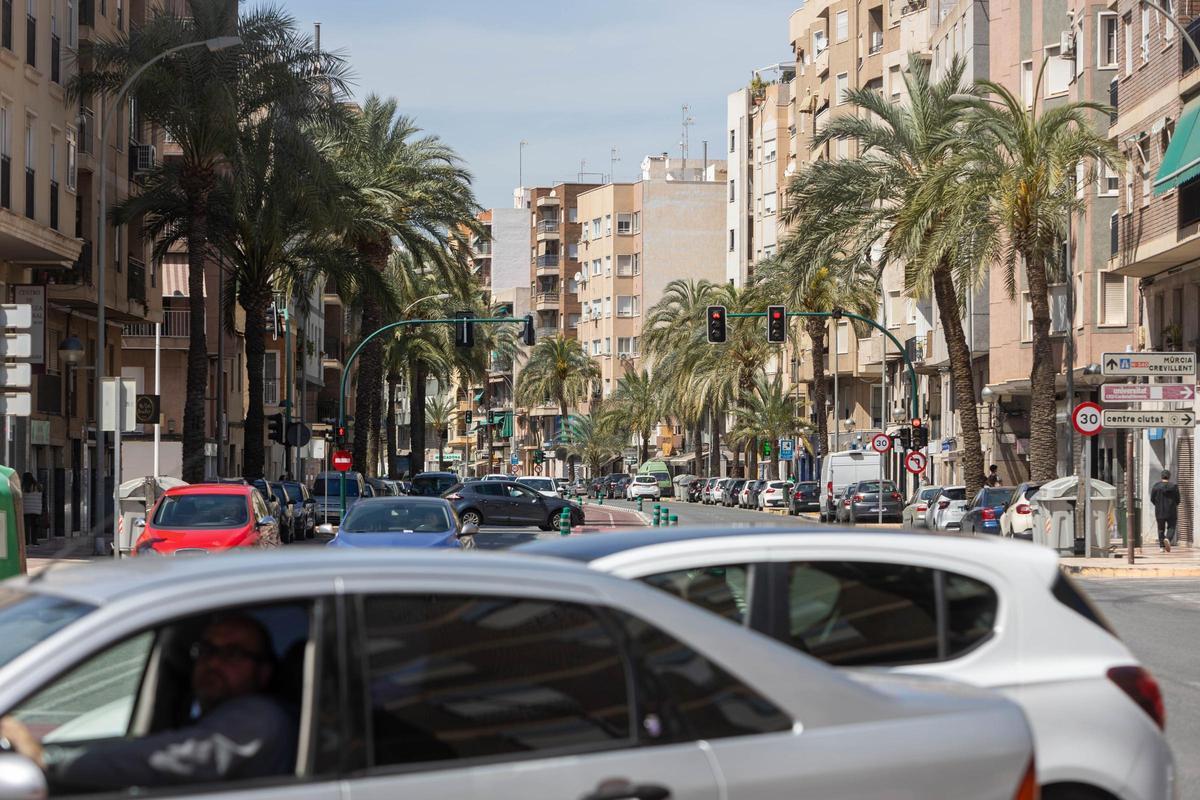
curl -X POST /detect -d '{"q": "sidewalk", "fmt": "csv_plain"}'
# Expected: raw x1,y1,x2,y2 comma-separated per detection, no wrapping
23,536,102,576
1060,545,1200,578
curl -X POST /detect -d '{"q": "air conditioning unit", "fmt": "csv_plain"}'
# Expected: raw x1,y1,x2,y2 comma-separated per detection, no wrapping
134,144,157,172
1060,30,1076,57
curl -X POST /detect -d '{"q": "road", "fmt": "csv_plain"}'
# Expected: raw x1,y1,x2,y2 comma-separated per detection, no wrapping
590,496,903,529
1080,579,1200,799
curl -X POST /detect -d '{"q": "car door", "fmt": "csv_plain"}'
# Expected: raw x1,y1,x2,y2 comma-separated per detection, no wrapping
465,482,507,523
341,592,721,800
505,482,546,524
962,492,982,533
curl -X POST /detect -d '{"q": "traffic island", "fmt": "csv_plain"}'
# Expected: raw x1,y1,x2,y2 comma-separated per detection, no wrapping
575,503,649,533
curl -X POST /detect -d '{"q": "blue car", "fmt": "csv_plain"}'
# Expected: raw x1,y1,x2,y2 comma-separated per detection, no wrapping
959,486,1016,534
324,497,477,549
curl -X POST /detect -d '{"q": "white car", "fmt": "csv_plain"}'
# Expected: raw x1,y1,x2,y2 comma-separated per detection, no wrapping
1001,482,1043,539
626,475,662,500
709,478,731,505
524,529,1173,800
517,477,561,498
0,551,1036,800
930,485,968,530
757,480,792,508
738,481,757,508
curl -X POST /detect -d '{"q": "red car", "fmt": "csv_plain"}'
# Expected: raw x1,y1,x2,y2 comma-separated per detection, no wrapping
133,484,281,556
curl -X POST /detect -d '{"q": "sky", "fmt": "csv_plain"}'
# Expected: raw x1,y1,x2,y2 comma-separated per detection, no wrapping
277,0,799,209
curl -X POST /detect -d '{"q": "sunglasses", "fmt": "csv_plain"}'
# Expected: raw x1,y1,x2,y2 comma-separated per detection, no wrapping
189,640,268,664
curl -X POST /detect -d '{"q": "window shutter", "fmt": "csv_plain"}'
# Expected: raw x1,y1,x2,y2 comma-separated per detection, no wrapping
1102,273,1127,325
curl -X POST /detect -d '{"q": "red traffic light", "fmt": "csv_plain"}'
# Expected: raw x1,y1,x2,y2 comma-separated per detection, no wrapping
711,311,721,319
772,310,782,319
912,418,923,428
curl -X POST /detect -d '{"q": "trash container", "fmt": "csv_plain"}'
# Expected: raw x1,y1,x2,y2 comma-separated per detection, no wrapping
116,476,188,555
0,467,25,578
1030,476,1117,555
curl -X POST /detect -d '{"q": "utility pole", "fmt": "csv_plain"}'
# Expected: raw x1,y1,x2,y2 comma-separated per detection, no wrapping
609,146,620,184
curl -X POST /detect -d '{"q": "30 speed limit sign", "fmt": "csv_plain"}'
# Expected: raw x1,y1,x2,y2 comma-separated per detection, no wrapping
1072,401,1104,437
870,432,891,453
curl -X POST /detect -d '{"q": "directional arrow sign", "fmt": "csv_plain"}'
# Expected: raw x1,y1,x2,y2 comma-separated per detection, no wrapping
1102,410,1196,429
1101,384,1197,403
1102,351,1196,376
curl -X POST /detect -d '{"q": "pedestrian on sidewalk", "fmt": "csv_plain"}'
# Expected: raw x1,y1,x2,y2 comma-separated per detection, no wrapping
987,465,1001,487
1150,469,1180,553
21,473,43,547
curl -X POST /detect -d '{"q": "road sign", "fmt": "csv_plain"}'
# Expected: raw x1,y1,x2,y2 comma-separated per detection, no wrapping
510,454,519,465
100,378,137,432
1101,351,1196,377
779,439,795,460
0,364,30,388
332,450,353,471
285,422,312,448
1100,384,1197,403
871,432,892,453
135,394,160,425
904,450,928,475
1102,410,1195,429
1072,401,1104,437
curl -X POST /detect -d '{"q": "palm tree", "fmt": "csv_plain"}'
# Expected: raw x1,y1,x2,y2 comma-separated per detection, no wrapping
563,414,625,478
322,96,482,473
515,336,600,449
942,73,1120,482
426,395,455,469
730,374,811,479
781,54,991,498
601,369,661,463
77,0,350,481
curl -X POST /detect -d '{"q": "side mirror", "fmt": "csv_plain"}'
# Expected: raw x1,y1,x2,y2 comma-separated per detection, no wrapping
0,753,48,800
256,516,276,529
316,523,336,536
134,517,146,529
459,522,480,537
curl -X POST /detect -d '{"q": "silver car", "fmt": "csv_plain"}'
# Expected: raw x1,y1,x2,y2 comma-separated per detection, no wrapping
0,552,1034,800
902,485,943,528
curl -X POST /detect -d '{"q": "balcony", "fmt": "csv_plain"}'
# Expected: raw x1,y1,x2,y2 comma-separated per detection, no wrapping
1184,18,1200,75
535,326,558,341
535,254,559,275
905,334,933,372
534,292,560,311
127,257,147,305
536,195,560,208
124,308,191,338
535,219,560,240
868,31,884,55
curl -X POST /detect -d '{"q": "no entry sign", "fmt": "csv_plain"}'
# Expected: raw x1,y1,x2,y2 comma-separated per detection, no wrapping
871,433,891,453
332,450,353,472
904,450,928,475
1072,402,1103,437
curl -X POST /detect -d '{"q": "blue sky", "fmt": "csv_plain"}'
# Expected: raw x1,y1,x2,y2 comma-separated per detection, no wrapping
278,0,798,209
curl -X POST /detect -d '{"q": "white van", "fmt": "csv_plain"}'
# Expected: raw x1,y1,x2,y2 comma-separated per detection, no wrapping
818,450,882,522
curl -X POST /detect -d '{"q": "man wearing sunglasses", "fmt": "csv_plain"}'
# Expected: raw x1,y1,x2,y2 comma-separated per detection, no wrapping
0,613,296,791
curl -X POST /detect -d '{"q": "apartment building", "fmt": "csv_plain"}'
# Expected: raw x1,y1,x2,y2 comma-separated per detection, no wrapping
726,65,794,287
1108,0,1200,544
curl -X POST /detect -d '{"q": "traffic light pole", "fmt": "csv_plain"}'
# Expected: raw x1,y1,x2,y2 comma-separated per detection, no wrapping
337,316,526,516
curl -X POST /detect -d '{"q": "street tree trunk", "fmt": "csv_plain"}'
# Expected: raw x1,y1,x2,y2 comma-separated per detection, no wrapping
709,404,723,476
932,260,985,499
352,244,388,476
182,190,211,483
559,398,570,479
806,318,828,464
692,419,704,479
639,431,649,464
240,285,273,481
1025,250,1060,483
385,372,399,478
411,362,428,474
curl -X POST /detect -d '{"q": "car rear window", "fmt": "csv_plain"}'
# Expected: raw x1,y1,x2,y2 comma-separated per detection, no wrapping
942,488,967,500
855,481,897,493
153,494,249,528
0,589,94,669
341,502,453,533
1051,573,1116,636
982,488,1015,506
650,472,670,482
311,478,360,497
411,476,455,497
919,487,942,501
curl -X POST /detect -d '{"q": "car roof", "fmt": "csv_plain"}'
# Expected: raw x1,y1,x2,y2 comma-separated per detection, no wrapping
348,496,451,506
165,484,252,496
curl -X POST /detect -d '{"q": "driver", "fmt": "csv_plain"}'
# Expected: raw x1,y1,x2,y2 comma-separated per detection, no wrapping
0,614,296,792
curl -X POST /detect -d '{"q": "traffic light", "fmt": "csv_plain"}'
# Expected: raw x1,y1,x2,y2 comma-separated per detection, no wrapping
767,305,787,343
521,314,536,346
912,418,928,450
706,305,727,344
534,450,545,464
896,427,911,451
464,410,473,425
268,413,285,444
762,440,772,458
453,310,474,348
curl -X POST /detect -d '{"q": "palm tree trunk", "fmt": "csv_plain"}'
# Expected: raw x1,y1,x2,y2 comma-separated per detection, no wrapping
438,435,445,469
411,362,427,473
241,286,273,481
806,318,829,465
385,373,399,478
559,399,570,479
182,196,211,483
640,432,649,463
1025,251,1059,483
932,260,985,499
709,405,722,475
692,419,704,479
353,244,389,475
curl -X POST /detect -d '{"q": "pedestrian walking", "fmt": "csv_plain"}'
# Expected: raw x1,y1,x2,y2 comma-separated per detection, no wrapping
987,465,1001,487
21,473,43,547
1149,469,1181,553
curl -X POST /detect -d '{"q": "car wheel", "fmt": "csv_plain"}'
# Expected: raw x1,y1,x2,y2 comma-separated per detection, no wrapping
460,510,483,527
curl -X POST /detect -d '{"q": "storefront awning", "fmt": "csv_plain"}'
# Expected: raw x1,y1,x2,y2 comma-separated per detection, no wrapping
1154,100,1200,195
161,259,206,297
473,390,484,403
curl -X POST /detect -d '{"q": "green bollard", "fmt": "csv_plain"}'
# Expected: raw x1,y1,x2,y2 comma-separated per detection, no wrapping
559,507,571,536
598,493,604,505
637,496,643,513
652,508,660,527
669,513,678,527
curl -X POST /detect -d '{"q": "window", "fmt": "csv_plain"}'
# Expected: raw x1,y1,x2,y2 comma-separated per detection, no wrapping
889,65,902,97
1098,13,1118,69
65,126,77,191
1099,161,1119,196
1136,136,1151,199
1050,284,1070,333
604,337,611,355
887,291,901,328
604,214,612,236
567,313,580,329
567,206,578,222
24,113,34,170
616,253,639,276
729,229,735,252
617,336,640,356
1101,272,1127,326
1110,212,1120,256
604,254,612,275
836,137,849,159
566,242,578,260
763,191,776,215
813,29,827,54
591,258,601,276
631,211,640,233
1140,6,1150,64
1021,61,1034,108
1161,0,1174,41
835,9,848,41
1044,45,1072,96
591,299,601,319
567,277,579,294
641,565,752,623
591,217,601,238
1022,293,1033,341
1124,13,1133,76
361,595,631,765
728,178,736,203
591,339,602,355
616,212,633,233
603,296,612,318
729,128,736,152
835,72,849,104
67,0,77,48
616,295,639,317
836,321,849,354
764,143,776,162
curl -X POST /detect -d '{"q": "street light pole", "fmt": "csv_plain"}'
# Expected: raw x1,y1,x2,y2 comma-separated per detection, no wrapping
92,35,240,554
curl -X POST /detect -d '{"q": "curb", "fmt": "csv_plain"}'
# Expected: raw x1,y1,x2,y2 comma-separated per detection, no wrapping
1061,564,1200,578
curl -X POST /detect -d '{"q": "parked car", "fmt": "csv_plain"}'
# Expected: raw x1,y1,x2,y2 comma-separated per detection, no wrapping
443,480,584,530
930,486,969,530
724,479,746,507
0,549,1037,800
610,476,632,499
960,486,1017,534
252,479,296,544
132,484,281,555
1001,482,1044,539
833,485,854,523
280,481,316,541
310,470,367,527
902,485,944,529
595,473,628,499
738,480,760,508
757,480,792,509
481,473,511,482
410,471,461,498
517,476,560,498
704,477,724,504
819,450,882,522
839,480,904,524
524,527,1172,800
789,481,821,515
625,475,662,501
365,477,401,497
325,497,476,549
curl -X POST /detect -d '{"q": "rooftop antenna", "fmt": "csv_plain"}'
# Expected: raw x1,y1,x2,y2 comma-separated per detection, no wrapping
314,22,321,53
680,104,695,167
609,146,620,184
578,158,587,183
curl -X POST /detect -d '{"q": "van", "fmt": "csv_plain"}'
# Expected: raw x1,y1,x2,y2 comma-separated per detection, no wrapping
636,459,674,497
818,450,882,522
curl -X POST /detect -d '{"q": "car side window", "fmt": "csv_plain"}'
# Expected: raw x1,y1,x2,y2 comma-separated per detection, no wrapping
472,483,503,497
360,594,632,769
507,485,537,499
639,565,752,625
943,572,999,657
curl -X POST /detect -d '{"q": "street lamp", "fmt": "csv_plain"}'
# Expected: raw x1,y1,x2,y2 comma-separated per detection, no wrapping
92,34,241,553
403,293,450,316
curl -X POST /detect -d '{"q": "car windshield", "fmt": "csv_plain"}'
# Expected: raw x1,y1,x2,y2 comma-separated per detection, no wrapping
520,479,555,491
650,472,670,482
0,589,95,669
311,477,360,497
855,481,896,493
919,487,942,500
340,501,453,533
152,494,249,528
942,487,967,500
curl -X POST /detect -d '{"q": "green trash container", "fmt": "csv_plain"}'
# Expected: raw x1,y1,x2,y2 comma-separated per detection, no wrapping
0,466,27,579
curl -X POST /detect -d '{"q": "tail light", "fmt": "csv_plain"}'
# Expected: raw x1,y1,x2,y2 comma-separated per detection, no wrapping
938,500,950,509
1016,503,1032,515
1012,759,1038,800
982,508,996,521
445,493,462,500
843,498,851,506
827,481,833,493
891,492,902,501
853,494,863,502
916,503,928,512
765,488,776,494
1107,666,1165,729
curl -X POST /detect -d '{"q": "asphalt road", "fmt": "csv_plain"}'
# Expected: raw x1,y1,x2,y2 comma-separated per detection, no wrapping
1079,579,1200,799
592,496,903,529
